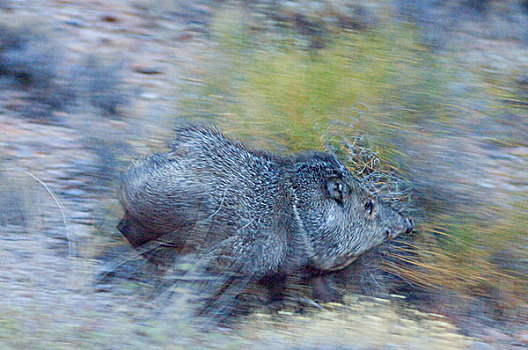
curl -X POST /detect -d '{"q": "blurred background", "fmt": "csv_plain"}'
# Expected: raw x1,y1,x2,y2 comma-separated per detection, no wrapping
0,0,527,348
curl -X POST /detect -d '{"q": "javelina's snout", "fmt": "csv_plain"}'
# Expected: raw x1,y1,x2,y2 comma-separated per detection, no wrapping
386,216,414,240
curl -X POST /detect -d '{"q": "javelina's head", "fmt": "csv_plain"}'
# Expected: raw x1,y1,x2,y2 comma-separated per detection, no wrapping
291,152,414,271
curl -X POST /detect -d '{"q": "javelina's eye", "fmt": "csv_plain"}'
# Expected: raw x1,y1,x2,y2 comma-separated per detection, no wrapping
326,177,345,204
364,201,374,214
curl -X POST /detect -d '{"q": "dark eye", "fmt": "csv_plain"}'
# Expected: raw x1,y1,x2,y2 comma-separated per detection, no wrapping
364,201,374,214
327,177,346,204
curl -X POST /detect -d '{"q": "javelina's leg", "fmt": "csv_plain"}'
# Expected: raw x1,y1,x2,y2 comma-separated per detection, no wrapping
193,230,286,323
118,211,155,248
259,271,287,311
310,274,343,303
118,211,184,266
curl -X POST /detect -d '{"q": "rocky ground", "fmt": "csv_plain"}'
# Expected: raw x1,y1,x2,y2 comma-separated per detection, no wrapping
0,0,527,349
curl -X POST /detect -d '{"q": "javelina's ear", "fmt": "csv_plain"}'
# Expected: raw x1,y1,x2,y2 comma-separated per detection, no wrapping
326,177,345,204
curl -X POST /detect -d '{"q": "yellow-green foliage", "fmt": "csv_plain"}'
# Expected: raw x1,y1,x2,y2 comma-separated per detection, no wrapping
189,9,448,157
386,191,528,304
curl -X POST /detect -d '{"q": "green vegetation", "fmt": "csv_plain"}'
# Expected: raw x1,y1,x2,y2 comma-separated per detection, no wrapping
186,8,454,159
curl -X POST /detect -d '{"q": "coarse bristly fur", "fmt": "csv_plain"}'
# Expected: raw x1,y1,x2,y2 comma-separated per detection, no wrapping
117,127,414,319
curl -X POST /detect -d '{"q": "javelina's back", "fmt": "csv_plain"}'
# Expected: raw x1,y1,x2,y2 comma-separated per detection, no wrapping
118,128,289,250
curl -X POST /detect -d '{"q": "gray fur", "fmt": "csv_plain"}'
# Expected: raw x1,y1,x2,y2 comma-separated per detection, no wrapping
117,127,413,303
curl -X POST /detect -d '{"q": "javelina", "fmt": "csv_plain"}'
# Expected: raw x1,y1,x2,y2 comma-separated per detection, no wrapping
117,127,413,311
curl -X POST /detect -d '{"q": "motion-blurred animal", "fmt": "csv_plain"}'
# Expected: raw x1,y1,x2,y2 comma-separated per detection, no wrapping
117,127,413,314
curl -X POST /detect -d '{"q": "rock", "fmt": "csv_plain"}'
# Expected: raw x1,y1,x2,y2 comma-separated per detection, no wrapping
140,92,159,100
131,63,163,75
63,188,86,197
175,32,193,41
101,15,119,23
